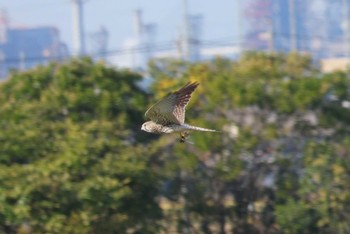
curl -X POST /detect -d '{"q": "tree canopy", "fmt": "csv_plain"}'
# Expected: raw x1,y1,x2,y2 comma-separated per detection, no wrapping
1,54,350,233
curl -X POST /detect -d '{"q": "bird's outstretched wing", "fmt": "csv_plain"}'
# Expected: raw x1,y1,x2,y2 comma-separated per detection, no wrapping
145,82,199,125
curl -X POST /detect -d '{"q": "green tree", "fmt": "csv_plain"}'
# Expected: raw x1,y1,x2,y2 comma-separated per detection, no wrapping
1,53,350,234
0,58,162,233
148,53,350,233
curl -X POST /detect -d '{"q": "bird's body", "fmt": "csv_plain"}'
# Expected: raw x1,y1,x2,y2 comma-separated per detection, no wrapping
141,82,217,142
142,121,217,134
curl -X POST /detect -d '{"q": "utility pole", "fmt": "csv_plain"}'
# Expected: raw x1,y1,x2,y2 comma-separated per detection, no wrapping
288,0,297,52
71,0,88,56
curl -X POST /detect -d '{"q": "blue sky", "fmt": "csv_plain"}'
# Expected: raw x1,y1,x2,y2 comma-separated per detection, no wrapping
2,0,239,53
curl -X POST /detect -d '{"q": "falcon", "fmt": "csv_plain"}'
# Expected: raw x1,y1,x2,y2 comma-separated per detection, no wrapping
141,82,217,142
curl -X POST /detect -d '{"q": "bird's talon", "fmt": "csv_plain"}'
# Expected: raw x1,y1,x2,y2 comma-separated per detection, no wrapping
179,131,190,143
180,131,189,138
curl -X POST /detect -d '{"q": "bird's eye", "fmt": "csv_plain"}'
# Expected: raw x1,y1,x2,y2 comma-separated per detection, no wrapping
142,124,147,130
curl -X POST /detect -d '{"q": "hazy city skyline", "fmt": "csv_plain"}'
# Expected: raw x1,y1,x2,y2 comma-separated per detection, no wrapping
1,0,350,75
1,0,240,54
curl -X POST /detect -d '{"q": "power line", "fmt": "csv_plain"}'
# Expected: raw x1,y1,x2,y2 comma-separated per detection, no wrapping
0,40,178,64
4,2,67,11
0,33,348,66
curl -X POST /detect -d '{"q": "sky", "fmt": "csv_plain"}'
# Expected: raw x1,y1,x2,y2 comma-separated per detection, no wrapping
1,0,240,54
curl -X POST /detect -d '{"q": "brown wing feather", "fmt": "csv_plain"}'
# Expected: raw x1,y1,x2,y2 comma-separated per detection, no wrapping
145,82,199,125
172,82,199,123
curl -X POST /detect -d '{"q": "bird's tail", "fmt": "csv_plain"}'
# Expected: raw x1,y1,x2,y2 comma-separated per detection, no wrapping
183,124,218,132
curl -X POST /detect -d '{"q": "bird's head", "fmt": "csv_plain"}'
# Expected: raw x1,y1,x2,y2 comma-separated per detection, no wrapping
141,121,153,133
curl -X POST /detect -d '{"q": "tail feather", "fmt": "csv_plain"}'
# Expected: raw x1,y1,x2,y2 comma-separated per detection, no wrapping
183,124,218,132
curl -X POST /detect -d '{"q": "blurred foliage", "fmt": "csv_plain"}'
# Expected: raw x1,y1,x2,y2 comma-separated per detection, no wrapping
0,58,161,234
0,53,350,233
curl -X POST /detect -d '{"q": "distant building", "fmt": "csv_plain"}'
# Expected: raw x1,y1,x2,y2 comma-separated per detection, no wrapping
242,0,350,60
273,0,309,53
114,9,243,71
243,0,310,53
320,58,350,73
0,10,68,78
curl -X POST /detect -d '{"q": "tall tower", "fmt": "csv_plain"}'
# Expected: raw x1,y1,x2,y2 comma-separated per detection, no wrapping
188,14,203,61
133,9,156,67
182,0,190,60
133,9,143,39
71,0,88,55
180,0,202,61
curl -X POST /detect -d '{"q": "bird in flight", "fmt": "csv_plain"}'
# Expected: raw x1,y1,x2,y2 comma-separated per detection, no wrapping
141,82,217,143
